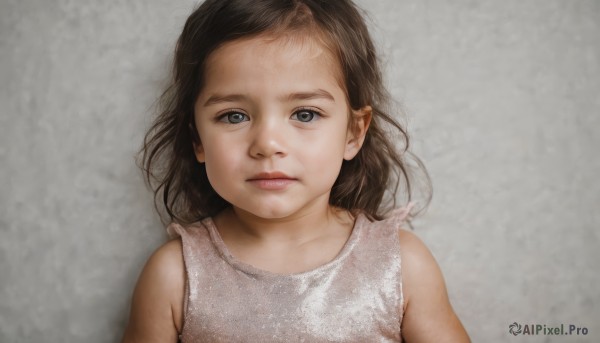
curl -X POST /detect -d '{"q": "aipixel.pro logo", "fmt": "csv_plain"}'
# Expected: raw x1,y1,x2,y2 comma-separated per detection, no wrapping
509,322,522,336
509,322,589,336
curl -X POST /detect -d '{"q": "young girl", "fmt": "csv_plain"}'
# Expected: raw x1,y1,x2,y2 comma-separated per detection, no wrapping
123,0,469,342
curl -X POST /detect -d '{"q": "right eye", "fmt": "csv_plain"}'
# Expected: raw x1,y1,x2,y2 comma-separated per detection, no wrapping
218,111,249,124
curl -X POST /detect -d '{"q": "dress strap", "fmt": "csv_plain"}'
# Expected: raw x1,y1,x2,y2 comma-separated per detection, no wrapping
167,222,186,238
384,202,415,228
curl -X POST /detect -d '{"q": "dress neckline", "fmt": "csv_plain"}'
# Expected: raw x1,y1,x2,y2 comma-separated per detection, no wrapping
202,212,366,278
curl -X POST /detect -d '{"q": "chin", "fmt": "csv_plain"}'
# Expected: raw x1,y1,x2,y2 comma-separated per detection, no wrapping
235,203,300,220
248,208,295,220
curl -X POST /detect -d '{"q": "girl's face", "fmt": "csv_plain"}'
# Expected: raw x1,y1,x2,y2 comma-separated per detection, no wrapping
193,34,369,220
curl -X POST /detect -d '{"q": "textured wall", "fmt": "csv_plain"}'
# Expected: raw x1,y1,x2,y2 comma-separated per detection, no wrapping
1,0,598,342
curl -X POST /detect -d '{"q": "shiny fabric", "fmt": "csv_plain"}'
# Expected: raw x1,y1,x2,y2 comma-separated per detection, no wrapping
168,207,411,343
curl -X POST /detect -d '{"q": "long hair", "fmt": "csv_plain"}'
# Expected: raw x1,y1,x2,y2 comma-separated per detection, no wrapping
138,0,432,224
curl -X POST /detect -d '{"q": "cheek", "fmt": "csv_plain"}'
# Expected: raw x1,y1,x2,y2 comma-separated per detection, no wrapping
300,129,347,174
200,137,241,187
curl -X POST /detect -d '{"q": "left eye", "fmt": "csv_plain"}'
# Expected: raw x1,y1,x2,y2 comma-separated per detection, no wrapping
291,110,318,122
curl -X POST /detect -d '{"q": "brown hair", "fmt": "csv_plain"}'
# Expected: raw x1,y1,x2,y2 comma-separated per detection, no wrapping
138,0,431,224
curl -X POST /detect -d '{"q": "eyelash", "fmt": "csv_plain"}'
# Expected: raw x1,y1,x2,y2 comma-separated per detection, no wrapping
216,110,248,124
216,108,323,124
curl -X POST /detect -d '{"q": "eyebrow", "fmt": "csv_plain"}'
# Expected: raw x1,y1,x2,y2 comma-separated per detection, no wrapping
203,94,246,107
203,89,336,107
286,89,335,102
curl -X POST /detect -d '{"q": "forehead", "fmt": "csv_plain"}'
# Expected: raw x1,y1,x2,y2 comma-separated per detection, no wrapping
207,32,335,64
200,33,345,99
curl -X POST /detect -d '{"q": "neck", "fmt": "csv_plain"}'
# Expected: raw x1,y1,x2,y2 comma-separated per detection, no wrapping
216,203,352,245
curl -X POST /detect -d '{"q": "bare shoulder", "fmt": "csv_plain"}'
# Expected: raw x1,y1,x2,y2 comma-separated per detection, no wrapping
397,229,433,269
398,229,470,343
397,229,444,284
121,238,185,343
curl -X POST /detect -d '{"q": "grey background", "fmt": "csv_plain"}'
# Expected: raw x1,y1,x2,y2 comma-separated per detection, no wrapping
1,0,598,342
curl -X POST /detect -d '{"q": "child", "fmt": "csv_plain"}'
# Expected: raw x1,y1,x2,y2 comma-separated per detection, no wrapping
123,0,469,342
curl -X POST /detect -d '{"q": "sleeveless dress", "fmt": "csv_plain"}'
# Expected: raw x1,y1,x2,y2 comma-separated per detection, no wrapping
168,207,412,343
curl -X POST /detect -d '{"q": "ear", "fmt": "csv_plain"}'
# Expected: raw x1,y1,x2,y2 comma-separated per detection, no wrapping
193,141,205,163
191,123,205,163
344,106,372,161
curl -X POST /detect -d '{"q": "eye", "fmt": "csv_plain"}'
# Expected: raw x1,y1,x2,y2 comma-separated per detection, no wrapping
219,111,249,124
291,109,320,123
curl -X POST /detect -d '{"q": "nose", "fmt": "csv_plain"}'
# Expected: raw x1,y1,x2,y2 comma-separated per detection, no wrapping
248,119,287,159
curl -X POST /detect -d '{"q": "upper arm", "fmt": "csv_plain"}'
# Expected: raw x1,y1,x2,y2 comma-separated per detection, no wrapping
121,238,185,343
399,229,470,343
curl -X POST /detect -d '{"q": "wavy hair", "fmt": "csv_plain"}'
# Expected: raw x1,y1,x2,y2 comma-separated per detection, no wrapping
138,0,431,224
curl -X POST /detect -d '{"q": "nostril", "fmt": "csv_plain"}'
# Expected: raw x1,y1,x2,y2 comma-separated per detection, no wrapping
249,139,286,158
248,123,288,158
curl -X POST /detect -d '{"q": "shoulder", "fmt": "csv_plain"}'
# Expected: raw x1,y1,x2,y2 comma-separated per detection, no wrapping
397,229,470,342
397,229,436,277
397,229,443,310
144,238,185,292
121,238,185,343
137,238,185,300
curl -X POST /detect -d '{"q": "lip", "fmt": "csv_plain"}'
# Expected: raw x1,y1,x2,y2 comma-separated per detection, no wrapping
247,171,297,190
247,171,296,180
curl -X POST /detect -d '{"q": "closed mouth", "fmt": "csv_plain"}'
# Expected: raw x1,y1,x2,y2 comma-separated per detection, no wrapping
246,172,297,190
247,171,296,181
